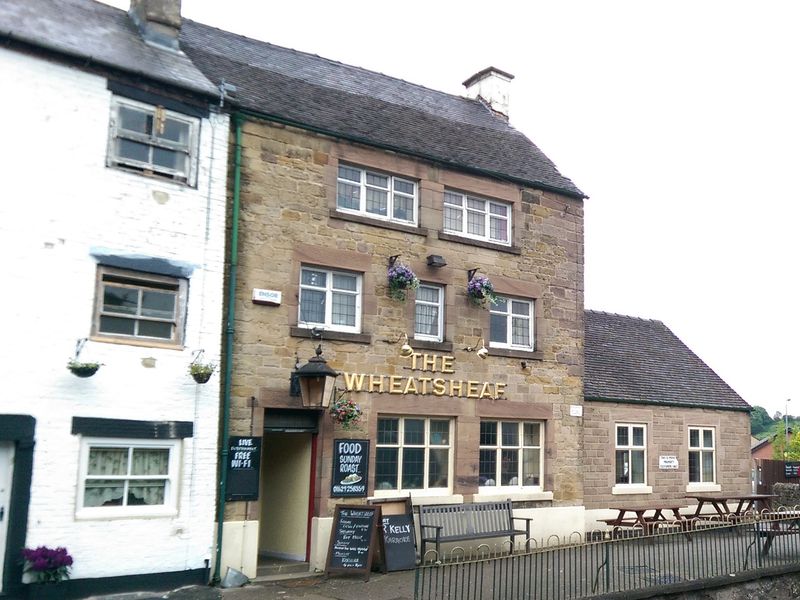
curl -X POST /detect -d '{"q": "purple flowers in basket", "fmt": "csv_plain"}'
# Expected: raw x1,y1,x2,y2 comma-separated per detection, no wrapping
22,546,73,582
467,275,498,307
387,262,419,301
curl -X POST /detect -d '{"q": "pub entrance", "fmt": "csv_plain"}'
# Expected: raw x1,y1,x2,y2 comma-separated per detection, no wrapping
259,409,318,571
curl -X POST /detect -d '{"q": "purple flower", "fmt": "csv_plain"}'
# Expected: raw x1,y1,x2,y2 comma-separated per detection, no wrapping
387,263,419,301
22,546,73,582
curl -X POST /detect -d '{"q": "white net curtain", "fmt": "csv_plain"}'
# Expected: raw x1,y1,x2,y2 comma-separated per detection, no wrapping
84,446,169,507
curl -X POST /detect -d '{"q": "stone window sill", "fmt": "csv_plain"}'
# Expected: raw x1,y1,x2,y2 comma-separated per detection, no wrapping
329,209,428,237
289,326,371,344
437,231,521,255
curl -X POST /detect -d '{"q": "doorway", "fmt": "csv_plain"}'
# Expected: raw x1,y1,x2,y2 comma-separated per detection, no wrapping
0,442,13,591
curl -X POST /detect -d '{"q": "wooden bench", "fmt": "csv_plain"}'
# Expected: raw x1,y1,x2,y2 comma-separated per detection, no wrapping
418,499,532,559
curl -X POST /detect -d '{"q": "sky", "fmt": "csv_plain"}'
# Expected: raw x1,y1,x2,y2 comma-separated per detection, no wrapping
105,0,800,417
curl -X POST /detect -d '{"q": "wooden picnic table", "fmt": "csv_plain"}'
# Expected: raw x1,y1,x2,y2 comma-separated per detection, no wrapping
601,503,688,536
685,493,775,519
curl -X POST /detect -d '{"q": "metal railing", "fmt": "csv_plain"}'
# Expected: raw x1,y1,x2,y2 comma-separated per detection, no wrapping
414,510,800,600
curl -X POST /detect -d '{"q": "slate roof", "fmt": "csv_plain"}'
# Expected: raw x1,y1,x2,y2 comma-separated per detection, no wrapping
0,0,217,97
179,21,586,199
584,310,751,412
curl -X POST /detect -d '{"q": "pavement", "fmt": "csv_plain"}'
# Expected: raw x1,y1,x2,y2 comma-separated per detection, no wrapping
84,570,416,600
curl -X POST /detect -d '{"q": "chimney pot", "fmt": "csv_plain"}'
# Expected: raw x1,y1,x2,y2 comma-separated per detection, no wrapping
129,0,182,50
463,67,514,119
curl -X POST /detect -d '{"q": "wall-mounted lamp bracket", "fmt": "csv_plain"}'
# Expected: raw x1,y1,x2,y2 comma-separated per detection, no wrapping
467,268,478,283
388,255,401,268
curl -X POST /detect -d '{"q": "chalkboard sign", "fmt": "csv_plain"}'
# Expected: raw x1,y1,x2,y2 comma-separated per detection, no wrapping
331,439,369,497
325,505,385,580
381,514,417,571
786,462,800,478
225,436,261,501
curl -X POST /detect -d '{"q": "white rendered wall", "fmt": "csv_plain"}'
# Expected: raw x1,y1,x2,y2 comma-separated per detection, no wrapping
0,47,229,580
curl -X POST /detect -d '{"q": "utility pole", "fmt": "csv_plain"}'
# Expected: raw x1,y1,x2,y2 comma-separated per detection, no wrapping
786,398,791,459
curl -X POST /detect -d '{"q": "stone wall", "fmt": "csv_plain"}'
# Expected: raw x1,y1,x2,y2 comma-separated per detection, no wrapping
774,483,800,508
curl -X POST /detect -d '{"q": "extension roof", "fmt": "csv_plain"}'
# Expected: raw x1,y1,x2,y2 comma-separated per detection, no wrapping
584,310,751,412
179,21,586,198
0,0,216,97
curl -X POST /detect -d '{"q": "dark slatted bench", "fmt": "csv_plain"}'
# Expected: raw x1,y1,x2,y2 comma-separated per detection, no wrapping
418,499,532,559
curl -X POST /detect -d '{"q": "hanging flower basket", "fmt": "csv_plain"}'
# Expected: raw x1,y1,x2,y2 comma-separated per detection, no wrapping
387,262,419,301
67,360,100,378
189,362,215,384
467,275,498,308
330,393,362,430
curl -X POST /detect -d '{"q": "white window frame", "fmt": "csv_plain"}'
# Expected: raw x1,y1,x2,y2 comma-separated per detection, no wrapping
108,96,200,185
688,427,716,484
76,437,181,519
414,284,444,342
478,420,543,491
336,164,418,226
374,417,453,496
298,266,362,333
615,424,647,486
489,296,534,351
443,190,512,246
92,266,188,348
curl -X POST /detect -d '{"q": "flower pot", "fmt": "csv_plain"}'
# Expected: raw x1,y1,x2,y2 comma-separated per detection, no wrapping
68,364,99,378
191,371,212,384
28,581,69,600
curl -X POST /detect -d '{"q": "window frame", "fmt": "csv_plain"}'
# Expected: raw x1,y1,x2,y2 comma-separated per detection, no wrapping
489,296,534,351
91,266,188,348
615,424,647,486
76,437,181,519
688,426,716,484
298,266,363,334
374,417,453,496
107,96,200,185
478,420,543,491
336,163,418,226
414,283,444,343
442,190,512,246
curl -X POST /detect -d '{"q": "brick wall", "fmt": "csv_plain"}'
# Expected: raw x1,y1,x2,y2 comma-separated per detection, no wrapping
0,48,228,579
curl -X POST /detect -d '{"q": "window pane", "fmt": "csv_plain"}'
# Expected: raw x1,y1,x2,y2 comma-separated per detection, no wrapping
159,119,190,145
153,147,182,171
428,448,449,488
337,181,360,210
511,301,530,316
616,450,629,484
467,210,485,236
689,429,700,448
299,289,325,324
511,316,530,346
480,421,497,446
501,422,518,447
702,451,714,482
393,193,413,221
331,292,356,327
394,179,414,195
489,215,508,241
88,448,128,476
137,320,173,339
414,304,438,337
104,286,139,315
401,447,424,489
404,419,424,445
118,139,150,163
429,420,449,445
489,203,508,217
417,286,439,303
332,273,357,292
630,450,645,484
493,297,508,312
377,418,399,445
632,427,645,447
688,451,700,482
83,480,124,507
443,205,462,232
466,198,485,211
490,313,507,344
366,172,389,188
500,449,518,485
375,447,398,490
301,269,327,288
128,479,166,505
131,449,169,475
119,106,152,134
522,448,540,485
338,165,361,182
365,187,388,215
443,191,462,206
141,290,176,319
702,430,713,448
479,449,496,485
523,423,539,446
616,426,629,446
99,315,136,335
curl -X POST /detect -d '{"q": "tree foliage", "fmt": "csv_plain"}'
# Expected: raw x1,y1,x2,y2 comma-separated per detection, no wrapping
751,406,773,436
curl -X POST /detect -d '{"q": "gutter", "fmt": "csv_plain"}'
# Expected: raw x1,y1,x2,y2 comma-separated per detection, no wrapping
235,107,588,201
213,112,243,584
584,395,753,413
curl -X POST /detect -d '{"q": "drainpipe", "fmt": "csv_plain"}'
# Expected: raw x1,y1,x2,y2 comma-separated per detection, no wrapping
213,112,243,585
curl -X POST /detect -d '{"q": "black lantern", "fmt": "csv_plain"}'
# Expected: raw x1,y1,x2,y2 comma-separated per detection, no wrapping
292,345,339,408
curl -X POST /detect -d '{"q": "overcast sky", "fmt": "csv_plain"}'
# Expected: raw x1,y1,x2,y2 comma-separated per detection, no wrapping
105,0,799,417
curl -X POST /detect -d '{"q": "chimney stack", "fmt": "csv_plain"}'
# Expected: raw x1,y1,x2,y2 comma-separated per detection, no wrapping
129,0,182,50
463,67,514,119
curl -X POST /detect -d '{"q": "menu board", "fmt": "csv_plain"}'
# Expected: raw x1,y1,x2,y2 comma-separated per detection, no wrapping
785,462,800,478
225,436,261,501
381,514,417,571
331,439,369,497
325,505,385,580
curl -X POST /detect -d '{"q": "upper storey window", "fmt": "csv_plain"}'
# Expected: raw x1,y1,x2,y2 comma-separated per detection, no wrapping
108,97,199,185
443,190,511,245
337,164,417,225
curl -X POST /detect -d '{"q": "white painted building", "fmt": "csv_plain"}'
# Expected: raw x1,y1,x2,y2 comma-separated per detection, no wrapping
0,0,229,596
